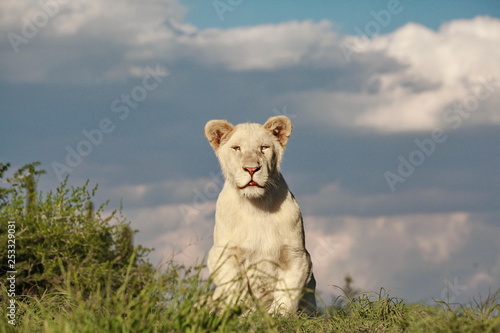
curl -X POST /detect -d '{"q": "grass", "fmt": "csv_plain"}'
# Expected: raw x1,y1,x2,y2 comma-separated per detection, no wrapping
1,261,499,333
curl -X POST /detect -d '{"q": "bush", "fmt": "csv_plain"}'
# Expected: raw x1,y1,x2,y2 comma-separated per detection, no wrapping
0,162,153,297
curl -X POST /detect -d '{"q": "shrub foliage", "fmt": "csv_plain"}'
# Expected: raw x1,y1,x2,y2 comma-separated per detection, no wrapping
0,162,153,297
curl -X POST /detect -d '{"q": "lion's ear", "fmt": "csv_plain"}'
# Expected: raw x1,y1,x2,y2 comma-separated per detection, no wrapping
205,120,234,151
263,116,293,147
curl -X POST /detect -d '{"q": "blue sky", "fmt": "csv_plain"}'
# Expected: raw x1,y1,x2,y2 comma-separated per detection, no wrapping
182,0,500,32
1,0,500,304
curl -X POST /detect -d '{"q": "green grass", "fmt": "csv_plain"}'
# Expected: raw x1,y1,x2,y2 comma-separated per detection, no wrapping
1,263,499,333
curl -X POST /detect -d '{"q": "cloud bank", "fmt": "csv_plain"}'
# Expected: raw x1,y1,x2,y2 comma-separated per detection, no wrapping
2,1,499,132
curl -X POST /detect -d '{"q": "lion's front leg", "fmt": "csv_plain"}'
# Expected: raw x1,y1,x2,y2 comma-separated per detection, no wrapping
208,245,248,307
270,249,314,315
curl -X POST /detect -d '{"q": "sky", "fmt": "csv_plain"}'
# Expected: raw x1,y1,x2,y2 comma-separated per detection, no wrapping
1,0,499,305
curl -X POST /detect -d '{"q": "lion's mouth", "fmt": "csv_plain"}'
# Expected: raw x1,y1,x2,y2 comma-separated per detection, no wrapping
240,180,265,189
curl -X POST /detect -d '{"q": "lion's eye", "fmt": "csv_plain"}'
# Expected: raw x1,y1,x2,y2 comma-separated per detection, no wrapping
260,146,270,152
232,146,241,152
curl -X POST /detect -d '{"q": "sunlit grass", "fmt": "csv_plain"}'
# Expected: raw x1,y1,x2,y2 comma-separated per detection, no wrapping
1,264,499,333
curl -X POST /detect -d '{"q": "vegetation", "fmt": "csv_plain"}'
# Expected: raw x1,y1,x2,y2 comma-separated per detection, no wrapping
1,162,499,332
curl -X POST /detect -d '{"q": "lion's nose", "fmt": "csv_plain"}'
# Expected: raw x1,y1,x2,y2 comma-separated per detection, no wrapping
243,166,260,176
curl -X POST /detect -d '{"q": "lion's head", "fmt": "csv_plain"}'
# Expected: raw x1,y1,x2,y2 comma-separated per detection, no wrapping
205,116,293,199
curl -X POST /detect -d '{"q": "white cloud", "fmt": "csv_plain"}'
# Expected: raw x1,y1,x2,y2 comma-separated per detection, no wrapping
0,0,191,83
1,0,186,34
3,1,500,134
124,201,215,268
176,20,342,71
103,177,221,266
180,16,500,133
1,7,344,82
469,271,496,290
303,211,498,302
352,16,500,132
410,213,470,263
269,17,500,133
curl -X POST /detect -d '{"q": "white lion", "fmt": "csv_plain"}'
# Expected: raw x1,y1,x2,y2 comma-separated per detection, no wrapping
204,116,316,315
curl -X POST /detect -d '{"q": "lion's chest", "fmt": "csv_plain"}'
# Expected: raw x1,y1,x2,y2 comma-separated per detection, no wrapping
217,210,283,253
213,189,303,255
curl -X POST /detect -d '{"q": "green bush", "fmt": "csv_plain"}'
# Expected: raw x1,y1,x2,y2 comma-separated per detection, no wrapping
0,162,153,297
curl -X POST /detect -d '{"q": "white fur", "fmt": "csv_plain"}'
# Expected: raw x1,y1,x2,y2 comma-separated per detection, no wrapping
204,116,316,314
